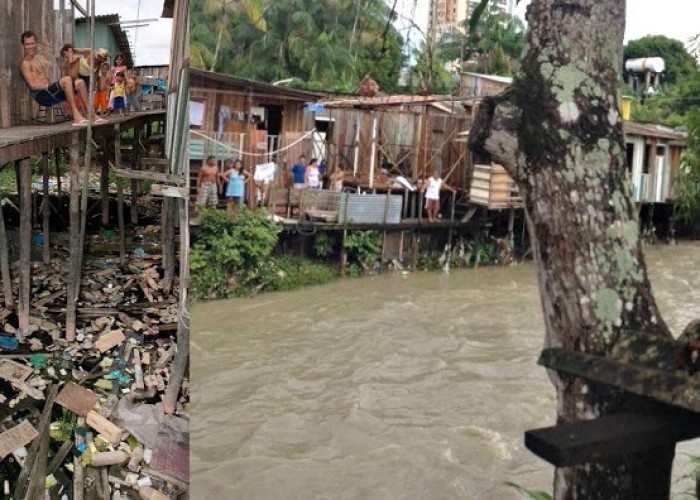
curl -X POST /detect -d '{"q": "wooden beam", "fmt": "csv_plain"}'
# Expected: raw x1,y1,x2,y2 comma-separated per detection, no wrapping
101,138,110,226
0,200,13,310
65,144,81,341
41,154,50,264
131,126,142,225
525,409,700,467
111,166,185,184
539,345,700,413
150,184,189,198
18,158,31,329
115,127,126,264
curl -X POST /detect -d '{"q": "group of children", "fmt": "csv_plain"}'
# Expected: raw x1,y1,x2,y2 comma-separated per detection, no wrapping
60,45,140,118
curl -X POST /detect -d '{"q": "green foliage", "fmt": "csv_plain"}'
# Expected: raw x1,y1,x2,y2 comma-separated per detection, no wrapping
504,481,552,500
271,256,337,290
190,207,281,298
190,0,404,93
435,4,525,78
344,230,381,269
675,152,700,223
313,232,336,258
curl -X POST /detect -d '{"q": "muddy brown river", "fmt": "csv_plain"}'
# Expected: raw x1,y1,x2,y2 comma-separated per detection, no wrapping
191,243,700,498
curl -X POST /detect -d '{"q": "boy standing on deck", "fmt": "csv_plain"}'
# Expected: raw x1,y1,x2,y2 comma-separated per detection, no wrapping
126,69,140,113
112,72,127,116
94,63,111,116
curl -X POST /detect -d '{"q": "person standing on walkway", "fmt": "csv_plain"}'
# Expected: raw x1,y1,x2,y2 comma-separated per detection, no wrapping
422,170,455,222
197,156,220,208
221,159,249,217
305,158,322,189
291,155,307,189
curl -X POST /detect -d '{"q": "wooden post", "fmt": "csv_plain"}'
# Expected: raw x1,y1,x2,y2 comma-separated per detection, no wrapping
55,150,62,193
0,200,13,310
369,112,378,189
131,125,142,225
163,293,189,414
411,229,418,271
101,137,110,226
115,127,126,263
18,158,31,329
508,205,515,250
42,154,50,264
65,144,81,341
162,197,176,294
340,229,347,276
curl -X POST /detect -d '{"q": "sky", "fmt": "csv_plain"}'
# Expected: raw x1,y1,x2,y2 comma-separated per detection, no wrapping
54,0,173,66
396,0,698,49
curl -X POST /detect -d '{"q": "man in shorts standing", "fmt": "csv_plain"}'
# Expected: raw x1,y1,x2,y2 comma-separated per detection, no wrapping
19,30,91,125
196,156,220,207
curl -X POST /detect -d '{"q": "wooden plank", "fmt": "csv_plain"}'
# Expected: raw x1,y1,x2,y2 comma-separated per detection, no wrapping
525,410,700,467
150,184,189,198
112,166,185,184
539,346,700,413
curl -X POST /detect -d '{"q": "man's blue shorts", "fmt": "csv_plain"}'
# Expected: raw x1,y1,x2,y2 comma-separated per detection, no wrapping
31,81,66,107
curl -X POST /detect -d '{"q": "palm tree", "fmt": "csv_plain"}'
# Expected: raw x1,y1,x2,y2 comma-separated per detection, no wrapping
202,0,267,72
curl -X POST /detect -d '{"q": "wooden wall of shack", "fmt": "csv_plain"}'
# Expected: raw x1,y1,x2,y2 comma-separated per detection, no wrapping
1,0,67,129
313,103,471,189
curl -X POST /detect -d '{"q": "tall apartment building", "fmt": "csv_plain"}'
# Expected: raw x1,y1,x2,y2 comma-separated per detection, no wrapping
429,0,516,37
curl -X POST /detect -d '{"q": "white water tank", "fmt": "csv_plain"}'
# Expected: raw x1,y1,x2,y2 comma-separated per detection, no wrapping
625,57,665,73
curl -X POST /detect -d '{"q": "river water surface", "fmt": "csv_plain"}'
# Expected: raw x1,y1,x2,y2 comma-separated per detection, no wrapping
191,243,700,499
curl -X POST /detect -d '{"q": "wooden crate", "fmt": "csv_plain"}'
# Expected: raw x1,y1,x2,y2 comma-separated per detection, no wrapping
469,163,522,209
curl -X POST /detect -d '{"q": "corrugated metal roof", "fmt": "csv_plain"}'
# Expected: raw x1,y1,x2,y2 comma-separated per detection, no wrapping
190,68,326,101
622,121,687,141
321,95,466,109
461,72,514,85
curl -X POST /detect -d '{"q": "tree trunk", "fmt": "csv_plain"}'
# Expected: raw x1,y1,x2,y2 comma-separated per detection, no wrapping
469,0,674,497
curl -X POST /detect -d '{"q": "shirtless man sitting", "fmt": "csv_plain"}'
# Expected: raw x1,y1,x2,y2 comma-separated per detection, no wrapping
19,30,90,125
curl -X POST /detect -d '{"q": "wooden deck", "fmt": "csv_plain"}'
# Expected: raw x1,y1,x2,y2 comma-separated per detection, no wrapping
0,110,165,164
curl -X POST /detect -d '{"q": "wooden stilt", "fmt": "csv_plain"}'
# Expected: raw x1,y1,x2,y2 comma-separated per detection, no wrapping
0,201,13,310
163,291,189,414
162,197,176,294
399,230,404,262
130,126,141,225
411,230,418,271
164,197,190,414
508,206,515,249
101,138,110,227
340,229,348,275
42,153,50,264
65,144,81,341
115,128,126,264
18,158,31,329
55,150,62,193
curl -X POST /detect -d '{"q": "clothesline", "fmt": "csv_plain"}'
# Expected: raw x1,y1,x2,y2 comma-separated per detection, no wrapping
191,129,317,158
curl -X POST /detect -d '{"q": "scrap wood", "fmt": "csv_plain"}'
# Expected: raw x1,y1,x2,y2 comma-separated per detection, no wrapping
0,359,33,383
13,384,58,500
94,329,126,353
0,420,39,459
55,382,100,416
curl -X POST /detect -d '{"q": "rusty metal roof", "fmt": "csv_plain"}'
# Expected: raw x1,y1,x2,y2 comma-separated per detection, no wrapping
190,68,326,101
321,95,467,109
623,121,687,142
